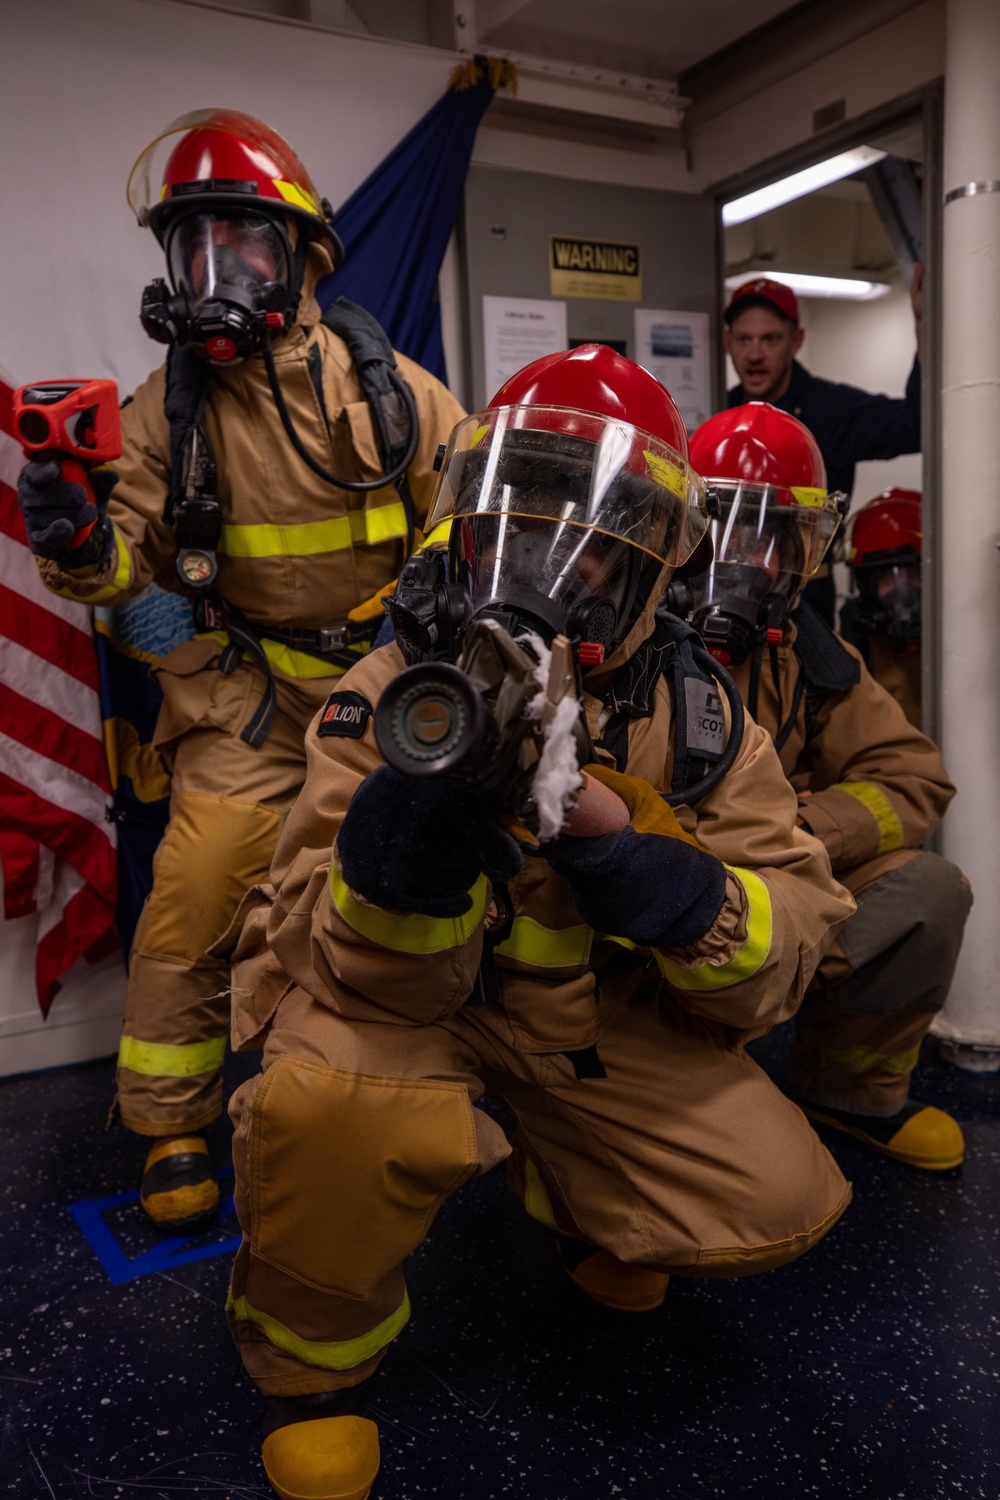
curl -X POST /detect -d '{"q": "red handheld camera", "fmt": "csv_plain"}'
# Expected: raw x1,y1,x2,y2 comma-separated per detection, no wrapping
13,379,122,549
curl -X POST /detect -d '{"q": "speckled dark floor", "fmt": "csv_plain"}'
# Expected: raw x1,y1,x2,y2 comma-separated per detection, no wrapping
1,1034,997,1500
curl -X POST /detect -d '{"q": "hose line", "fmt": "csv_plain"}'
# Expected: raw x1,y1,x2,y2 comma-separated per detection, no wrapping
663,646,745,807
260,321,420,492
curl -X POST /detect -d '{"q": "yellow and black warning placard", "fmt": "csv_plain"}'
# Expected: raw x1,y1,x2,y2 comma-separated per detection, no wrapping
550,235,642,302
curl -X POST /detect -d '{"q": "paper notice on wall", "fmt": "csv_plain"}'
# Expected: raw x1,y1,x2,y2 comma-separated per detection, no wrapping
483,296,568,399
634,309,711,433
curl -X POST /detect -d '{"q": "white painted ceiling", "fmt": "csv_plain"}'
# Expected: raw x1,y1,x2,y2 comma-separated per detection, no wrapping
184,1,804,82
472,0,803,81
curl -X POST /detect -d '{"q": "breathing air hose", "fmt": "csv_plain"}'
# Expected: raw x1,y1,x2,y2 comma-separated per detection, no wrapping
663,645,745,807
259,321,421,492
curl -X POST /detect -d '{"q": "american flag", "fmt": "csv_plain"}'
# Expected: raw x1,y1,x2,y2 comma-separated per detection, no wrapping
0,370,117,1015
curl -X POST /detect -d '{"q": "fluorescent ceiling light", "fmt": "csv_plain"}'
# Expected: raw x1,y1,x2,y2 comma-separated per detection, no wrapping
722,146,888,226
725,271,891,301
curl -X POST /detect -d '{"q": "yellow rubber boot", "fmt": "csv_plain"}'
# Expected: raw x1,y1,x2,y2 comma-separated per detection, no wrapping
262,1415,380,1500
139,1135,220,1233
801,1099,965,1171
564,1246,669,1312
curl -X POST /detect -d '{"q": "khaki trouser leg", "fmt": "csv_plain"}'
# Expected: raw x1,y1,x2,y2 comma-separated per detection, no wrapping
117,789,284,1135
792,850,973,1116
464,980,851,1280
227,987,510,1397
230,976,851,1395
116,665,332,1138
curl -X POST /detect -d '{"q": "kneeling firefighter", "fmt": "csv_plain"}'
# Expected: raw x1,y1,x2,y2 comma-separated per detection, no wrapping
840,487,924,728
680,403,971,1169
221,346,855,1500
15,108,465,1231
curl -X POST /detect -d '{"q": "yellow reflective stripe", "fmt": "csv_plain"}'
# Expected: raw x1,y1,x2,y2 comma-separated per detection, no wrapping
523,1158,558,1230
329,865,488,954
228,1290,410,1371
219,502,408,558
363,502,410,546
825,1043,922,1077
118,1034,227,1077
198,630,353,679
829,780,904,855
45,523,132,604
495,916,593,969
655,866,772,992
421,518,453,548
272,178,320,214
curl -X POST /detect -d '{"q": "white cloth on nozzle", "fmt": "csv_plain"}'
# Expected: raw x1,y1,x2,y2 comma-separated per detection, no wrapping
523,634,584,841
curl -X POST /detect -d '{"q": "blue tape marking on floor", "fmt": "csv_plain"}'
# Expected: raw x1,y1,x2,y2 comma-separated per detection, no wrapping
69,1173,241,1286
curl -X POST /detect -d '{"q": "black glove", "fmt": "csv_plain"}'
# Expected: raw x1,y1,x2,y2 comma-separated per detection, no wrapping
337,765,523,918
542,825,727,950
17,459,117,565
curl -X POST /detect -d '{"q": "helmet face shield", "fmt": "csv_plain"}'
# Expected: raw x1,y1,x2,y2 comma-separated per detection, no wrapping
429,407,708,566
427,406,709,648
708,481,841,577
683,480,843,663
166,211,291,303
692,479,841,612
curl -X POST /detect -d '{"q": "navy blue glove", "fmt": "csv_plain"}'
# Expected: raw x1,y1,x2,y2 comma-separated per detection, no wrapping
543,824,728,949
17,459,117,565
337,765,523,918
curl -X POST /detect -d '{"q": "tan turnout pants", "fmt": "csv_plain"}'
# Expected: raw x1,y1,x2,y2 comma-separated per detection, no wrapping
227,977,852,1397
792,849,972,1116
116,645,335,1136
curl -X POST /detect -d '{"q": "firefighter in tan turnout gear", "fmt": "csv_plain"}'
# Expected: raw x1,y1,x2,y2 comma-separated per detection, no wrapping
221,346,856,1500
683,403,971,1170
840,488,925,729
14,109,464,1233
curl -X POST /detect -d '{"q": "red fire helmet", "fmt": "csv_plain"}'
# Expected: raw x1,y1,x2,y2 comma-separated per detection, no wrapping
848,488,922,566
488,344,690,458
127,108,344,266
689,402,827,499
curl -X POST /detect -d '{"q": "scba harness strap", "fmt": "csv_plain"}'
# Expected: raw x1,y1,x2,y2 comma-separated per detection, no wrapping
162,301,419,745
597,612,727,799
790,599,861,755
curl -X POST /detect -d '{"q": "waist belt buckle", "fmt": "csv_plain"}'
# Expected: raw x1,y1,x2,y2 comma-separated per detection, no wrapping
318,625,350,653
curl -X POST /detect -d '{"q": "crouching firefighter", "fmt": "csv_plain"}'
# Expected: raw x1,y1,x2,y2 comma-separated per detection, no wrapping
15,108,465,1232
840,487,924,728
218,346,855,1500
678,402,971,1170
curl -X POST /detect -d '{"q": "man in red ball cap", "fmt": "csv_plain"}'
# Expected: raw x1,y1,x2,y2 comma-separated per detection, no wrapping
723,273,923,622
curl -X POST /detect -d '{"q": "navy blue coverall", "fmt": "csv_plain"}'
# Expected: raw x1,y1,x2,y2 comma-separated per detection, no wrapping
727,357,921,620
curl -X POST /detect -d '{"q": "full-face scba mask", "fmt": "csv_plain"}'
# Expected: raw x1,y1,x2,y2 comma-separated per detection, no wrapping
852,560,922,651
158,209,294,364
406,404,710,665
677,481,843,667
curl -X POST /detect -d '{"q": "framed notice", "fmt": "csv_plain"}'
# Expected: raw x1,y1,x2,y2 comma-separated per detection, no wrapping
483,295,568,398
634,308,711,432
550,235,642,302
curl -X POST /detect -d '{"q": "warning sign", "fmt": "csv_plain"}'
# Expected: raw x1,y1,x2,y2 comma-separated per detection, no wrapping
550,235,642,302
